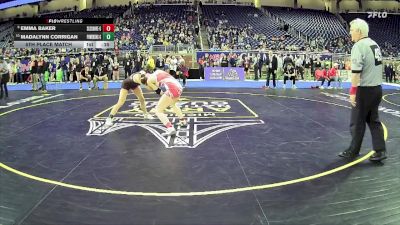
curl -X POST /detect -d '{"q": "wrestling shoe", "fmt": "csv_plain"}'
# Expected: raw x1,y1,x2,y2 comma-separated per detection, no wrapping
162,127,177,136
105,117,114,126
144,114,155,120
178,119,188,127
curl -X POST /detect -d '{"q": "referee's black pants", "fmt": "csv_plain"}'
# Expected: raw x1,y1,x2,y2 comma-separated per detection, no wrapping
349,85,386,153
0,73,9,98
266,68,276,87
124,67,130,79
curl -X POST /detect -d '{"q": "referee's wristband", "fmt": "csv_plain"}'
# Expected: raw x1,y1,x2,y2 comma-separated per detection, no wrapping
349,86,357,95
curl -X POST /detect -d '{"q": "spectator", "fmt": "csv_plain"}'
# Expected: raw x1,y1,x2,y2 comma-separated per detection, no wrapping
265,51,277,89
177,55,188,87
0,57,9,99
37,56,46,92
283,62,296,89
30,55,39,91
8,60,15,84
123,54,132,79
169,55,178,78
326,63,338,89
93,65,109,90
295,56,304,80
315,66,327,89
16,59,22,83
384,62,394,83
79,66,93,91
146,55,155,73
112,56,120,81
156,54,165,70
303,55,312,80
252,54,259,80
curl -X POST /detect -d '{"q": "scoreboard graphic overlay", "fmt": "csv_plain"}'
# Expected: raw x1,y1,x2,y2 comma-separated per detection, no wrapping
13,18,114,49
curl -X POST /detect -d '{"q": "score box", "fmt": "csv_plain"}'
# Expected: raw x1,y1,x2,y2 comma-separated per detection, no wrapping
102,32,114,41
95,41,114,48
102,24,114,32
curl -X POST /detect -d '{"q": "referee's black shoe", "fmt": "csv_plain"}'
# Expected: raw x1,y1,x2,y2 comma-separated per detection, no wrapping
369,151,387,162
338,149,359,159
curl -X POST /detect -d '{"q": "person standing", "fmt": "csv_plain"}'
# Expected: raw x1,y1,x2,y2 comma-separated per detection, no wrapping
69,57,76,82
107,55,113,81
243,56,250,79
134,53,143,73
220,54,229,67
123,54,132,79
178,56,189,87
37,56,46,92
257,53,264,80
384,62,392,83
0,57,9,99
265,51,277,88
339,18,387,161
396,62,400,83
112,56,120,81
8,60,15,84
169,55,178,79
148,55,156,73
61,56,68,82
252,54,259,80
198,56,205,80
30,55,39,91
303,56,312,80
295,56,304,80
16,59,22,83
156,54,165,71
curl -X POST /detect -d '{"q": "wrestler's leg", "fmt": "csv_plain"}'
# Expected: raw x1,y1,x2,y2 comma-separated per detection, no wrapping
132,86,154,119
103,75,109,89
156,94,174,126
106,88,128,125
170,98,187,126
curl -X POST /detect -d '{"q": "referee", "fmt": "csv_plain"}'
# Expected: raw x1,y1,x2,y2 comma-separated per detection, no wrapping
339,18,387,162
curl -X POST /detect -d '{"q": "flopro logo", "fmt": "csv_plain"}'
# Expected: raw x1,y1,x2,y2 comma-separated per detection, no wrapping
367,11,388,18
87,96,264,148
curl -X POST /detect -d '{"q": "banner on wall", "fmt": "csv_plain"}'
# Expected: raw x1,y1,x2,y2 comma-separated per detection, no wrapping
196,51,333,63
19,57,57,73
196,51,241,63
205,67,245,81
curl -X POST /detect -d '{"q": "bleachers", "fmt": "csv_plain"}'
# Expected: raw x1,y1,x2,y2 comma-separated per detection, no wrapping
0,3,398,56
115,4,196,51
39,6,128,19
202,5,305,50
0,21,13,48
341,13,400,56
266,7,348,41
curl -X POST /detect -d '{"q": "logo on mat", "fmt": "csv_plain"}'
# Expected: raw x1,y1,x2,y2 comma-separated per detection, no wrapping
87,96,264,148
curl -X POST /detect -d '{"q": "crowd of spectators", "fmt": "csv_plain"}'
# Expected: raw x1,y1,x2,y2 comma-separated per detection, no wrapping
0,4,399,67
114,4,197,51
202,5,306,51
